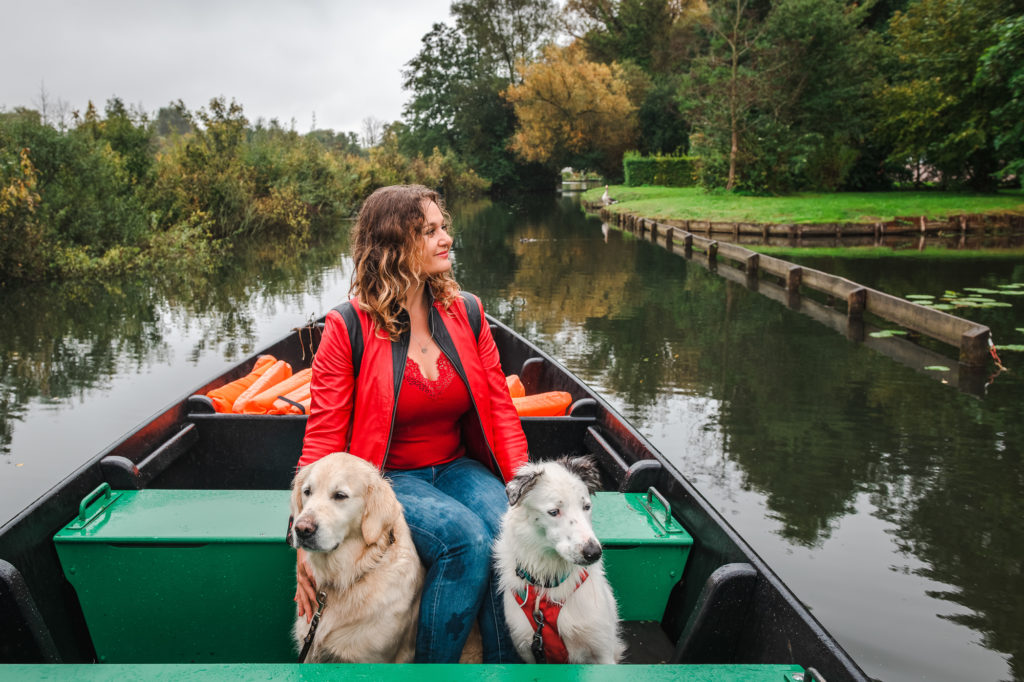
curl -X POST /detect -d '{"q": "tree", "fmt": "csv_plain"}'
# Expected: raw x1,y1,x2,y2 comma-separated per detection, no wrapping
153,100,192,139
974,15,1024,183
565,0,703,74
451,0,559,82
401,22,479,156
682,0,769,191
360,117,385,149
757,0,882,191
505,43,638,177
876,0,1024,189
681,0,882,192
401,7,560,191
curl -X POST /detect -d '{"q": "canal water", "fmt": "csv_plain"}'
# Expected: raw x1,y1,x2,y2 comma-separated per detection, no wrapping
2,195,1022,681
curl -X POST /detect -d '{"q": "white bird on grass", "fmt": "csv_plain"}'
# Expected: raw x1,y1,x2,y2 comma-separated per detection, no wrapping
601,185,616,206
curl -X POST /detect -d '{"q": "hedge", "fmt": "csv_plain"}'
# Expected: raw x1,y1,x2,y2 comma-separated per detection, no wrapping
623,152,698,187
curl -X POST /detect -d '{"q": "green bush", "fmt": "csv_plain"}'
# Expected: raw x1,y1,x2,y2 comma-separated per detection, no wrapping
623,151,698,187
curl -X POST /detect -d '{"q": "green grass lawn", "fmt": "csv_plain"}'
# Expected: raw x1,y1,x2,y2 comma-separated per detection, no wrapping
584,186,1024,224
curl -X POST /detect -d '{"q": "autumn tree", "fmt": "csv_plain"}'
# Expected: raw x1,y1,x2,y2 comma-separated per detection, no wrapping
565,0,703,155
401,1,560,190
505,43,638,177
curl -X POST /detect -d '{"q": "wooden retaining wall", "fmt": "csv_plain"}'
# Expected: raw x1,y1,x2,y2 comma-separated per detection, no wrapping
591,206,1024,240
598,208,993,368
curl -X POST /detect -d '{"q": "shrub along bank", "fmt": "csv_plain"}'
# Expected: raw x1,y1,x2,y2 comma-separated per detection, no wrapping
0,98,487,282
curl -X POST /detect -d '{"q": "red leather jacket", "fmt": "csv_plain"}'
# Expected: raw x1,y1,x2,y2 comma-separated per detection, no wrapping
298,293,529,482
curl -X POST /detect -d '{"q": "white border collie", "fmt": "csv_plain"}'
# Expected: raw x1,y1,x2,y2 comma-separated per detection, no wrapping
494,456,625,664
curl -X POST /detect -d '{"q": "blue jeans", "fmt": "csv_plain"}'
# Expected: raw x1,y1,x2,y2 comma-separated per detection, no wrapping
386,457,518,663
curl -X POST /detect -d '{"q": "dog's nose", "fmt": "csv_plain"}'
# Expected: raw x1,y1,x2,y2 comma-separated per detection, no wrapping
294,518,317,540
581,539,602,564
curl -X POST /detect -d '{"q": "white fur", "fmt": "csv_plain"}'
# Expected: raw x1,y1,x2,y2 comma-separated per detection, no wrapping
494,459,625,664
290,452,423,663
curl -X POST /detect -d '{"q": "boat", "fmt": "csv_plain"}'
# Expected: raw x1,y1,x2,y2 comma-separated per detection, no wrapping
0,311,869,681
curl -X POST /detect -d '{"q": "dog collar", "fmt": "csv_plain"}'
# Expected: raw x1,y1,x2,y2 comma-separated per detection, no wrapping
515,565,571,588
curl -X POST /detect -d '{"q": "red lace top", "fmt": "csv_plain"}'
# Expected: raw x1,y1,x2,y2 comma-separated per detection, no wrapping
386,352,471,470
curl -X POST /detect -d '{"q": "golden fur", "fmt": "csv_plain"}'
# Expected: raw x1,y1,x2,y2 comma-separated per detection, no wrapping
290,452,423,663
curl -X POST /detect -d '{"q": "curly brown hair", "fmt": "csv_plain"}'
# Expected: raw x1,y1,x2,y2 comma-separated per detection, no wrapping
349,185,460,340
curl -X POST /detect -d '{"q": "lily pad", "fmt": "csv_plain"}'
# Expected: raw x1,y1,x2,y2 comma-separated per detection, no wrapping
997,283,1024,289
1017,328,1024,334
964,287,1002,295
905,294,934,300
869,330,908,339
997,344,1024,352
924,365,950,372
931,303,956,311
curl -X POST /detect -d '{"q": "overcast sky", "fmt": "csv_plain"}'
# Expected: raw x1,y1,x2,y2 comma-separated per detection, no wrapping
2,0,453,133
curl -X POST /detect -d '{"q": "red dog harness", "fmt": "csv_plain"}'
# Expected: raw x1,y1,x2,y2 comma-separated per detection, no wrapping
512,568,589,663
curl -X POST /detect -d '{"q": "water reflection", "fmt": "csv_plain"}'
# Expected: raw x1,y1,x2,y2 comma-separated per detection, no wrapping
0,226,353,519
455,196,1023,681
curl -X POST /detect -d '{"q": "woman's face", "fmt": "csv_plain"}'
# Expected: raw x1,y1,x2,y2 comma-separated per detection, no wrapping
418,199,452,276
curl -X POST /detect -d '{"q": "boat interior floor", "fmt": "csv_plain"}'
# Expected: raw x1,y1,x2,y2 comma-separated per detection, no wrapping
621,620,676,664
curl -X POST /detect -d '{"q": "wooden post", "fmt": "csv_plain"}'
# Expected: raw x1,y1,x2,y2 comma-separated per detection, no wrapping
847,287,867,342
708,241,719,262
744,253,759,274
664,225,674,250
847,287,866,320
959,326,990,368
786,266,802,294
683,233,693,257
744,253,759,290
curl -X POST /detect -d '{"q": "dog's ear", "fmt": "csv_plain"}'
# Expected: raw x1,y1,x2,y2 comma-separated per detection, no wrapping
288,465,312,548
506,469,541,506
361,482,400,546
560,456,602,495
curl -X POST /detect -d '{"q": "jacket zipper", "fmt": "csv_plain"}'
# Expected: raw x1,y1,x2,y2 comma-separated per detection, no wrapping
379,327,409,472
430,305,504,480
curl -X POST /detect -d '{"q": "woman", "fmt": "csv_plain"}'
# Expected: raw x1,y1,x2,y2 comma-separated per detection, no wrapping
295,184,528,663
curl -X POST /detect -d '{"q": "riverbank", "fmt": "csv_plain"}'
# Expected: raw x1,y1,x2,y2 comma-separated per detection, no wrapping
583,186,1024,224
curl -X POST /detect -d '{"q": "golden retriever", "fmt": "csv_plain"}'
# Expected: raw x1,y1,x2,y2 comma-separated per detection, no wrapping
289,452,423,663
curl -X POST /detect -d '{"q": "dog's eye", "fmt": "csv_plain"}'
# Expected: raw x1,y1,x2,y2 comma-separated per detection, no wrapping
333,491,349,501
547,509,559,517
302,487,311,497
583,503,592,511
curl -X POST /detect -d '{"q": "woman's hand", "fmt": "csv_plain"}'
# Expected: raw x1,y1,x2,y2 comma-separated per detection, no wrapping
295,548,318,622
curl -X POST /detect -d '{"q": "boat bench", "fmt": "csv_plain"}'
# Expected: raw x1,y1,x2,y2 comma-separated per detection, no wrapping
54,485,691,664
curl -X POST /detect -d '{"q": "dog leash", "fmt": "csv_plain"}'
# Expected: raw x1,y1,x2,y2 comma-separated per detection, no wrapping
297,589,328,663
